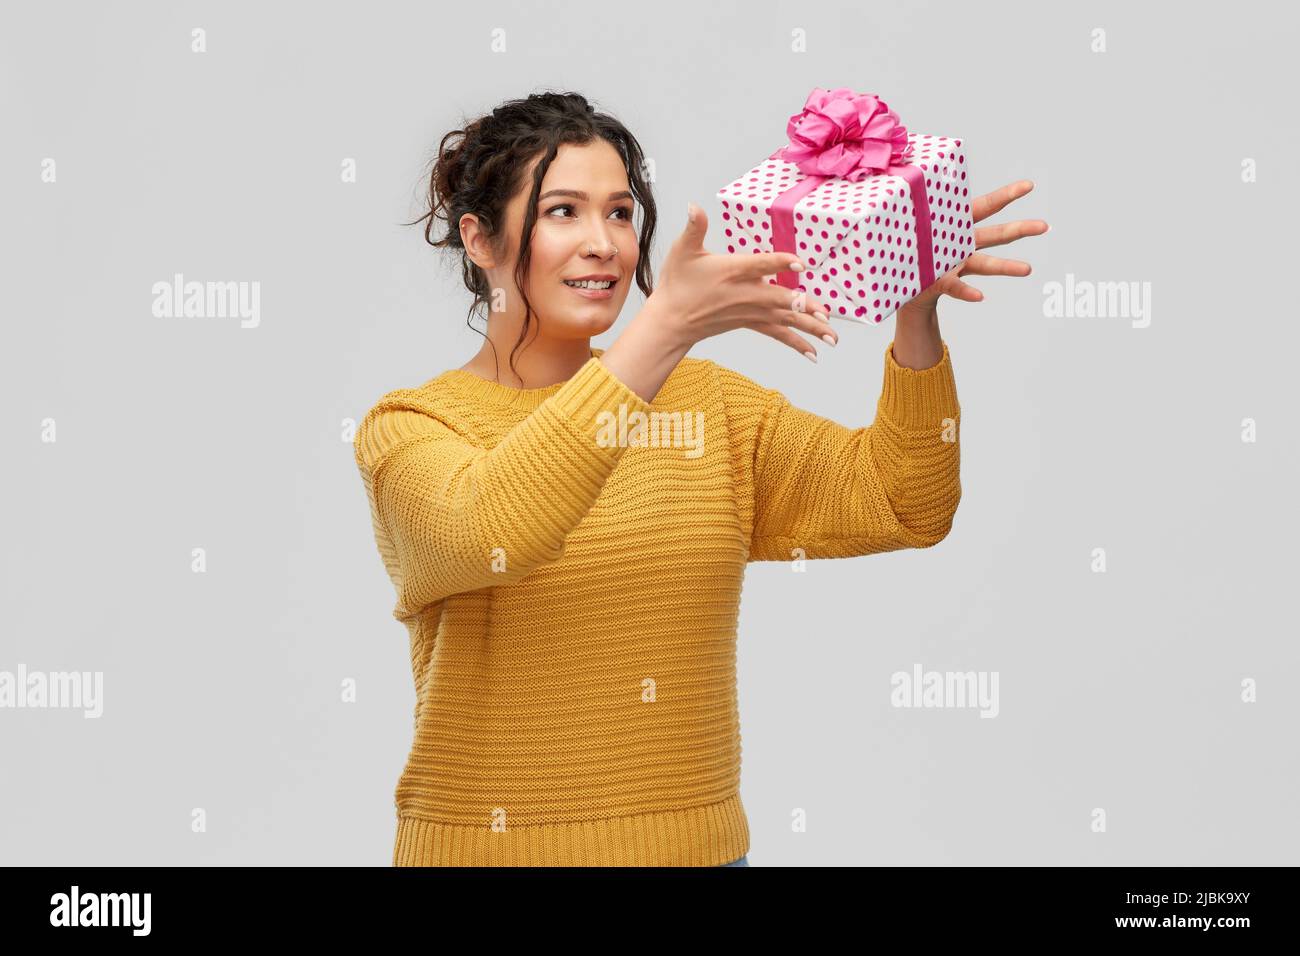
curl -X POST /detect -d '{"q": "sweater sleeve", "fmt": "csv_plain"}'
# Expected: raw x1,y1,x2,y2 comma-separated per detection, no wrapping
354,356,654,620
719,339,962,563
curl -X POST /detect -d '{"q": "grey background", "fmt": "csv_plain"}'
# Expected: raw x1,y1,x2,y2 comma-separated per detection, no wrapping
2,0,1296,866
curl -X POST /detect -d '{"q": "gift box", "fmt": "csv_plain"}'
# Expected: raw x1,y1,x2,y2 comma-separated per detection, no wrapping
715,88,974,325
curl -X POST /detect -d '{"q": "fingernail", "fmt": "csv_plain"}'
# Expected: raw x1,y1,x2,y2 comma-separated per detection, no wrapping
814,311,829,322
821,333,837,346
804,351,818,363
1043,223,1051,233
789,261,804,271
686,203,694,222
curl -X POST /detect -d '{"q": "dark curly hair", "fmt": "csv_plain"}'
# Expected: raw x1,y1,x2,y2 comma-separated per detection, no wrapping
406,90,658,381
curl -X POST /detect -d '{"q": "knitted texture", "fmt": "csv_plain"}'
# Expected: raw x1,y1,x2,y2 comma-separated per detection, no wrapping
354,341,962,866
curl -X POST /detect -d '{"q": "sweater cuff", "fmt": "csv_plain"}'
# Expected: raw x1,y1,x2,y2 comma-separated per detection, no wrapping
551,355,655,442
878,339,960,429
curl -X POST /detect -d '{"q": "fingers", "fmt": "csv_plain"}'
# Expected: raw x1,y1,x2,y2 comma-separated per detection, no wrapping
971,179,1034,224
974,218,1049,251
733,251,806,281
962,252,1032,276
677,202,709,251
751,323,823,363
945,277,983,302
763,287,839,344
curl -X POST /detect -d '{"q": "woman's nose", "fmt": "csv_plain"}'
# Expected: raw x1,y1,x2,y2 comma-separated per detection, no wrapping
582,223,618,256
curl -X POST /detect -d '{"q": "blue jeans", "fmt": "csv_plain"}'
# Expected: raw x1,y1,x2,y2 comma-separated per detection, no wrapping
718,854,749,867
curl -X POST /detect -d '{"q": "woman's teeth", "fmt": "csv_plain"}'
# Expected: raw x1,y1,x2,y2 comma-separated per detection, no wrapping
563,279,613,289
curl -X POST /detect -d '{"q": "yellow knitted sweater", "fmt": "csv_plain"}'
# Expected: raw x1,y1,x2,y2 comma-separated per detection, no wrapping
354,340,961,866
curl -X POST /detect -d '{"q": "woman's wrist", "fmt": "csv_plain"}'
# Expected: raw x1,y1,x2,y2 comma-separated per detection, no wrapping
600,303,692,404
892,301,944,369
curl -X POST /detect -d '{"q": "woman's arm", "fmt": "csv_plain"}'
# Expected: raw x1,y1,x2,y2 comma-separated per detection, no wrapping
354,356,655,620
730,177,1049,561
723,337,962,562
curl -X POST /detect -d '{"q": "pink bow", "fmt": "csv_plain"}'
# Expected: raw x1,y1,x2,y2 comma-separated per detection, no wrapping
778,87,914,182
764,87,936,299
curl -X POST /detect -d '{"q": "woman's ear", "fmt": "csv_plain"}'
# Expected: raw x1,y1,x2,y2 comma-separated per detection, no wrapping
459,212,498,270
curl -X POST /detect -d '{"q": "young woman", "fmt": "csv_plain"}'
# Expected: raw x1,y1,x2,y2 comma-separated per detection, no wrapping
354,91,1046,867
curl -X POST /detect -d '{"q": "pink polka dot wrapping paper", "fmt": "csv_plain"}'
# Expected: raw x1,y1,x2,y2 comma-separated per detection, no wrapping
715,133,975,325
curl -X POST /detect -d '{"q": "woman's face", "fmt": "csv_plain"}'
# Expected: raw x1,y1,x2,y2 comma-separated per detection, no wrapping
484,139,641,339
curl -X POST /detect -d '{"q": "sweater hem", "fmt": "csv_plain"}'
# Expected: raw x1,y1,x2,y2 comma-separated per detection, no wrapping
391,792,750,867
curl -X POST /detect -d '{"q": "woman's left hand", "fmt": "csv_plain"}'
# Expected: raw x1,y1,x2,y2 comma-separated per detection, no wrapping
897,179,1049,320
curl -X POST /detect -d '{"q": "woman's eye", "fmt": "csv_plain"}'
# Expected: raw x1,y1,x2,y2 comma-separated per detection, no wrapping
546,204,634,220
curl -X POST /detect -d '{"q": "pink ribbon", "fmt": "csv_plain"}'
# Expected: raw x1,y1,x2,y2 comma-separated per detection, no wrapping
766,88,935,293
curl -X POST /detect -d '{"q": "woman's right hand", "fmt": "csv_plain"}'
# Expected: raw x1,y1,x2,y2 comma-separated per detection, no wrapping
648,202,839,361
599,203,841,404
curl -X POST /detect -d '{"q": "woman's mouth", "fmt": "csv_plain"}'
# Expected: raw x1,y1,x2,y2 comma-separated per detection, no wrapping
562,278,617,300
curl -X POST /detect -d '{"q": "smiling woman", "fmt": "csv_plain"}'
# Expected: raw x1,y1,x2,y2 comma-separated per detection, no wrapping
403,94,658,387
357,89,1040,867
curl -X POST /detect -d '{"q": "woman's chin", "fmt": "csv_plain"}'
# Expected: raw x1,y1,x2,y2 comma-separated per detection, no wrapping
545,302,623,336
579,315,619,336
531,284,629,333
